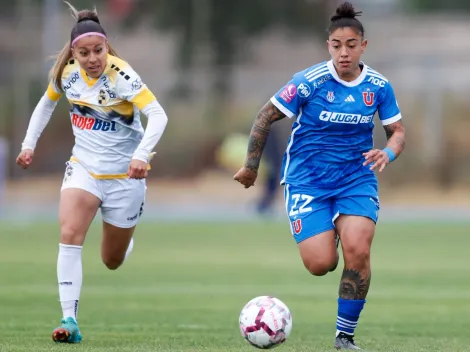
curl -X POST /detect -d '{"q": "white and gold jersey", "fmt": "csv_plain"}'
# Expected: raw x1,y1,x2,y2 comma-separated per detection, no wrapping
47,54,156,178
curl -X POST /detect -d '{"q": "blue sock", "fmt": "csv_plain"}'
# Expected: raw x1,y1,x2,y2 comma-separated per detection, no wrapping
336,298,365,336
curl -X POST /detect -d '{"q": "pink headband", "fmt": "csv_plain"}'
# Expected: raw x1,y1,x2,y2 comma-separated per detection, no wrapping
71,32,107,47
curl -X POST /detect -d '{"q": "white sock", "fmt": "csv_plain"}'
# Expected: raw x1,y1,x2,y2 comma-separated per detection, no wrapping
57,244,83,320
124,237,134,261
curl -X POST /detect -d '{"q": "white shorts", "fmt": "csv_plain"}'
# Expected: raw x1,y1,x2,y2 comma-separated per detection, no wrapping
61,160,146,228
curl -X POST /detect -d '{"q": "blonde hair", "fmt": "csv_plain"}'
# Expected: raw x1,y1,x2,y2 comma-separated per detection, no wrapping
49,1,120,92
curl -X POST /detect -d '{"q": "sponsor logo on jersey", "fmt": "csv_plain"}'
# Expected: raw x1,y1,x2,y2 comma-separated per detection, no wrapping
70,92,81,99
132,78,143,91
319,111,374,124
63,72,80,91
71,113,117,132
312,75,331,89
280,84,297,103
297,83,311,98
101,76,117,99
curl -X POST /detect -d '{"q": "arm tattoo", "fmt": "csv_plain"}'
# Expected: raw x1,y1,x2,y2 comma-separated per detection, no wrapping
245,101,286,172
383,120,405,157
339,269,371,300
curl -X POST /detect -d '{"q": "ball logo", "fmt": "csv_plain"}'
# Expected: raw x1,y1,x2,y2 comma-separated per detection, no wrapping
280,84,297,103
297,83,311,98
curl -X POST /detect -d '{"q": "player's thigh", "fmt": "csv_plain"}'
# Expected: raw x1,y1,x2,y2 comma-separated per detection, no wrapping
100,178,145,259
334,178,379,266
284,185,337,274
59,161,101,245
335,215,375,267
101,221,135,268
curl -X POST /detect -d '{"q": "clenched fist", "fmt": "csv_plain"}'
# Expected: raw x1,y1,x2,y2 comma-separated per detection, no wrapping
233,167,258,189
16,149,34,169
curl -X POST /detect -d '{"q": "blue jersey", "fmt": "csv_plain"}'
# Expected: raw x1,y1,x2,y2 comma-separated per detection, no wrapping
272,60,402,188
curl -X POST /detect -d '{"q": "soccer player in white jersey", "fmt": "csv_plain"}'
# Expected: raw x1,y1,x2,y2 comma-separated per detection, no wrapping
234,2,405,350
15,3,168,343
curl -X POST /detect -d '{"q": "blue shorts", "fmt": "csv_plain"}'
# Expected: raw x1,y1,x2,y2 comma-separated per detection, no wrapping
284,175,380,243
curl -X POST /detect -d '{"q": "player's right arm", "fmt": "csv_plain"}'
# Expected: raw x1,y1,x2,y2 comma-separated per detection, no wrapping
234,72,311,188
16,82,62,169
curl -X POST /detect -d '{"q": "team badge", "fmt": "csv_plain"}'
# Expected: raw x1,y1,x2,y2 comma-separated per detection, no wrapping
326,91,335,102
98,89,108,105
63,162,73,183
292,219,302,234
363,90,374,106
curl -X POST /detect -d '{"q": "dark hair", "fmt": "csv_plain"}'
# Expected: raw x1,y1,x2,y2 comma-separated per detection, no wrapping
328,2,365,38
49,2,119,93
70,10,107,44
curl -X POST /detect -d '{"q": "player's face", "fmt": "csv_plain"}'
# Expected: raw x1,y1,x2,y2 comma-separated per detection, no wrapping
72,36,109,78
327,27,367,80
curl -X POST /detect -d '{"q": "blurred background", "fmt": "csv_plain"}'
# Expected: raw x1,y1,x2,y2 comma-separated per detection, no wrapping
1,0,469,222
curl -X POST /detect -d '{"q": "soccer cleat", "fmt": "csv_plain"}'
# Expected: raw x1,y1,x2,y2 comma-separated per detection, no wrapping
334,332,361,350
52,317,82,343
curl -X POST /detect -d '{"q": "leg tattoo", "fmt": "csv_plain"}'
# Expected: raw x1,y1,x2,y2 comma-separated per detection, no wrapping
338,269,371,300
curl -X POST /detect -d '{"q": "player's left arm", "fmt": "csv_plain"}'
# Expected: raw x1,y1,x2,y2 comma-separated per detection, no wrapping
364,82,405,172
383,119,405,159
117,68,168,179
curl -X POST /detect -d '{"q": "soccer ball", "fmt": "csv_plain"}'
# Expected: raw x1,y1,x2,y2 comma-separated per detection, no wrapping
239,296,293,349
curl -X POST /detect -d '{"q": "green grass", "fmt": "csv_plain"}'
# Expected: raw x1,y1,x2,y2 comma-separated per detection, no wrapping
0,220,469,351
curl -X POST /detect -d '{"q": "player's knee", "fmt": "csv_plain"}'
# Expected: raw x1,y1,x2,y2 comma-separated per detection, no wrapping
102,256,124,270
303,259,334,276
343,244,370,268
60,225,86,246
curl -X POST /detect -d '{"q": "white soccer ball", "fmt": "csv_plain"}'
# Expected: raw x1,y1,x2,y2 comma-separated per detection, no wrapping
239,296,293,349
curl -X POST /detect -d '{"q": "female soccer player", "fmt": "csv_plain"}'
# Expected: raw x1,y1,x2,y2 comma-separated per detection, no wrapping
234,2,405,349
15,3,168,344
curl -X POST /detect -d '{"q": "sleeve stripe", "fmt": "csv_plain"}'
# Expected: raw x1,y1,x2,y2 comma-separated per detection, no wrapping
46,83,62,102
381,113,402,126
270,97,295,118
130,88,157,110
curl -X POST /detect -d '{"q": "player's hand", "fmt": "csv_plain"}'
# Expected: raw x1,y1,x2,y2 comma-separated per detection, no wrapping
128,159,148,179
16,149,34,169
234,167,258,189
363,149,390,172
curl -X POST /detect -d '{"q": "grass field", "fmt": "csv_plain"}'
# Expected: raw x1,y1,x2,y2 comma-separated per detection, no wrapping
0,220,469,352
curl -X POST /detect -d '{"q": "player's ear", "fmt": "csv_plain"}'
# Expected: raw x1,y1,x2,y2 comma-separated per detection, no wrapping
326,40,332,53
70,47,77,59
361,39,368,53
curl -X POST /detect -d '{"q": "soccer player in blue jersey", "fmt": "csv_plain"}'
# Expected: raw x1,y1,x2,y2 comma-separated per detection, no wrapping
234,2,405,350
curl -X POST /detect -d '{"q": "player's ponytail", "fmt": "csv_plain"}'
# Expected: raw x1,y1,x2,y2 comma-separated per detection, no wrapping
328,1,365,38
49,1,120,93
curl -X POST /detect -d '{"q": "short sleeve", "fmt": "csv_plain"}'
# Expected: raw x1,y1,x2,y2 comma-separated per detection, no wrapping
270,72,313,118
378,82,401,126
46,81,63,102
117,67,157,110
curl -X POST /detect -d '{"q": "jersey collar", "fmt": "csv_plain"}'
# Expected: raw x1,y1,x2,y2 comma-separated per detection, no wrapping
327,60,368,87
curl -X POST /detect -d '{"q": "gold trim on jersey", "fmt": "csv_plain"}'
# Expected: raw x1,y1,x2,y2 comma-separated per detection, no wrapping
70,153,155,179
131,88,157,110
69,100,134,121
62,59,77,78
47,83,62,101
80,68,99,87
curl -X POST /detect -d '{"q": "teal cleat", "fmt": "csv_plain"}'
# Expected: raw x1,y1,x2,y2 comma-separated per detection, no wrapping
52,317,82,343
